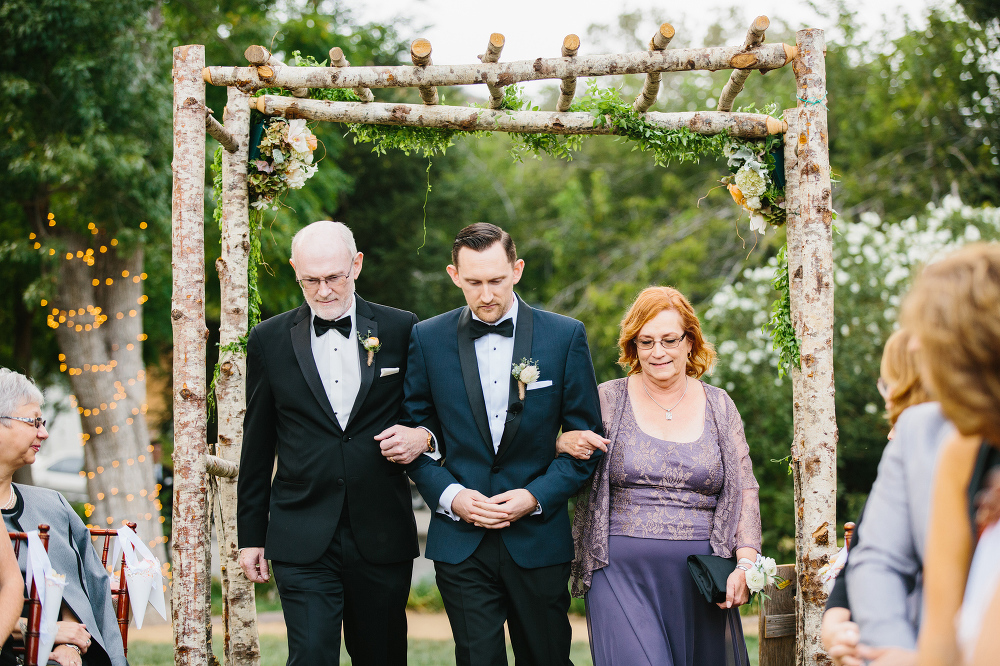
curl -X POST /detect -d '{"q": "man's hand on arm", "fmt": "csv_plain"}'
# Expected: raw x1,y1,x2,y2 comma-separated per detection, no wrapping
239,547,270,583
375,424,433,465
556,430,609,460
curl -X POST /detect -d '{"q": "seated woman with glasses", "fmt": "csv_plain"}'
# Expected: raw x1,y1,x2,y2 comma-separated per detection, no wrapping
567,286,761,666
0,368,127,666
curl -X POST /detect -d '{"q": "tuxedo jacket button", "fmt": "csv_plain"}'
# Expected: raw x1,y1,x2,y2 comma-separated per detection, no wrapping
337,478,345,486
491,466,501,474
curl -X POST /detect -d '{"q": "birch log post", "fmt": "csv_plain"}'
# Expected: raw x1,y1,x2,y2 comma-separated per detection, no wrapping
783,28,837,666
204,42,796,90
717,16,769,112
329,47,374,102
243,44,309,98
171,43,211,666
556,34,580,112
633,23,675,113
255,96,786,137
411,39,439,105
214,85,261,666
478,34,506,109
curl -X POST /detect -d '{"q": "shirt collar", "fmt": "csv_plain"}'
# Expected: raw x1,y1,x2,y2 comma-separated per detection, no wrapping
470,294,519,328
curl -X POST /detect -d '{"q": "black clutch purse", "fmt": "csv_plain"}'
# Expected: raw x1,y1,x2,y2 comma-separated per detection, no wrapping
686,554,737,604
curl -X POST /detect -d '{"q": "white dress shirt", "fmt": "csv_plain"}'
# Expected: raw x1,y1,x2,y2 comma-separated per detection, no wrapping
310,296,361,431
438,299,538,520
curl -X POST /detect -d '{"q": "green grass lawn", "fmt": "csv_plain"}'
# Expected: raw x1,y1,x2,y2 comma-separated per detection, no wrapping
127,634,759,665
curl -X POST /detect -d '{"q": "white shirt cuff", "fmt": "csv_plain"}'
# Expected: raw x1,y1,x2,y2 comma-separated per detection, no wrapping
531,501,542,517
437,483,465,521
418,426,442,461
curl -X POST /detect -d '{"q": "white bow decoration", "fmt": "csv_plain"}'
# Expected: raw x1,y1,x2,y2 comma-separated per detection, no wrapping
25,531,66,663
113,525,166,629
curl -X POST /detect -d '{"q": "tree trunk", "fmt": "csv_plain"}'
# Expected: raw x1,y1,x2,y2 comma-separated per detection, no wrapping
205,42,796,90
783,28,837,666
51,239,166,563
255,96,786,138
213,85,261,666
171,44,210,666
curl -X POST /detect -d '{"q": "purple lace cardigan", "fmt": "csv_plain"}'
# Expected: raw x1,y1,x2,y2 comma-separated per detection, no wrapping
571,377,762,597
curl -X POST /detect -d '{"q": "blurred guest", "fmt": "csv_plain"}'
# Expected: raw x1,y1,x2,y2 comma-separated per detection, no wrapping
899,243,1000,666
822,328,946,666
0,530,21,643
570,286,760,666
0,368,125,666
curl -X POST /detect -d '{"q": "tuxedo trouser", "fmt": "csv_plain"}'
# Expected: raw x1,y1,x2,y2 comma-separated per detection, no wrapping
435,531,574,666
271,505,412,666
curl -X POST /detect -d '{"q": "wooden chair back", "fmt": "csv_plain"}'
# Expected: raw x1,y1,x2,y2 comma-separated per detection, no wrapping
89,521,137,657
8,524,51,666
844,521,856,551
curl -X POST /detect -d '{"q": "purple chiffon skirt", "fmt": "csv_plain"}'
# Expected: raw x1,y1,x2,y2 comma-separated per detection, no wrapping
585,537,750,666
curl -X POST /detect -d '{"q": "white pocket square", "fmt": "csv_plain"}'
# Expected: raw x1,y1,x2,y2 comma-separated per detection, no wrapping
380,367,400,377
526,380,553,390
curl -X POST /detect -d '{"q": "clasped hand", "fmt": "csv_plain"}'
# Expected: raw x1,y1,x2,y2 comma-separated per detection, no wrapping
451,488,537,529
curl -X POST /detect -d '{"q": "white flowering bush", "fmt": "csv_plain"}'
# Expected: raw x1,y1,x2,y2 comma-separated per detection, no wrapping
702,195,1000,558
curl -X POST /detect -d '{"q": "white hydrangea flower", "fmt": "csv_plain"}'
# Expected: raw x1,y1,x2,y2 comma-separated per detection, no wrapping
735,165,767,197
745,196,761,210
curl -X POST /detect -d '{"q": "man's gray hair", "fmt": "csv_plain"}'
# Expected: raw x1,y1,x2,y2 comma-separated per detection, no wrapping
290,221,358,263
0,368,44,428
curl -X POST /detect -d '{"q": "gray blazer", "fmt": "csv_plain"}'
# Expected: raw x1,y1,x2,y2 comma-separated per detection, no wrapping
4,484,127,666
845,402,953,649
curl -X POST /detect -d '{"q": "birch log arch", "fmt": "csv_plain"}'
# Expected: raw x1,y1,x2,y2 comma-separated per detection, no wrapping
172,16,836,666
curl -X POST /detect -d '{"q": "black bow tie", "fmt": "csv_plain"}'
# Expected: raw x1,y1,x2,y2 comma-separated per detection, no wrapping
314,315,352,338
469,318,514,339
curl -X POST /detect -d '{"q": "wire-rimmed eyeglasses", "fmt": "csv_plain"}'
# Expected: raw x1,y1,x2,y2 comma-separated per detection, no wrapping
635,332,687,351
296,255,358,292
0,415,46,429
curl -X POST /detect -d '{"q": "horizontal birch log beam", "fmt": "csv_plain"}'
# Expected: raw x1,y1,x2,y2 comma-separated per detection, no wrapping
205,454,239,479
329,47,374,102
718,15,770,112
479,33,506,109
633,23,675,114
204,107,238,152
205,42,795,90
254,95,786,138
556,34,580,112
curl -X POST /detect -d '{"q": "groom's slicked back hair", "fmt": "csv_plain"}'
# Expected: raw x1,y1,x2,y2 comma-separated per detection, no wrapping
452,223,517,266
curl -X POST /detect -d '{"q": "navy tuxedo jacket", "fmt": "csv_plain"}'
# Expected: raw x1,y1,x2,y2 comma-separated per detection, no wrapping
405,297,603,568
237,296,420,565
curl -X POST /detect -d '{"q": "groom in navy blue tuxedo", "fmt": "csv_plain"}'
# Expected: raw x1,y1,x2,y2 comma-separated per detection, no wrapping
377,223,603,665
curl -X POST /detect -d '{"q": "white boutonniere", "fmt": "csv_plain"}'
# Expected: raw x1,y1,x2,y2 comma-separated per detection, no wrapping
511,358,540,400
359,330,381,367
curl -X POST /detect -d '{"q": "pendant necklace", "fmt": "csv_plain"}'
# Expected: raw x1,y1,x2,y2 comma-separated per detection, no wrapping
642,375,689,421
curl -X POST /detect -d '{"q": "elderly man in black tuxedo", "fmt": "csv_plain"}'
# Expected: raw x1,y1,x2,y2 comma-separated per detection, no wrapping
237,220,432,666
377,223,604,665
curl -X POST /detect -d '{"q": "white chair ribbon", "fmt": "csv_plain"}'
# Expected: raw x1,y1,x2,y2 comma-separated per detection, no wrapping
113,525,166,629
25,531,65,663
818,543,850,595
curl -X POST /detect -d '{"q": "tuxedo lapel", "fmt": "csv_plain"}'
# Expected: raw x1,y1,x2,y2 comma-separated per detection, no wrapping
290,304,341,429
347,296,377,426
457,307,494,453
495,297,533,463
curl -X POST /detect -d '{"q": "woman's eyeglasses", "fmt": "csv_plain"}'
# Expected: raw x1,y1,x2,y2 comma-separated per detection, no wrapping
635,333,687,350
1,415,46,429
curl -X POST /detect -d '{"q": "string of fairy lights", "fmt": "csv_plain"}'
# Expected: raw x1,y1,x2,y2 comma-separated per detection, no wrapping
35,213,168,555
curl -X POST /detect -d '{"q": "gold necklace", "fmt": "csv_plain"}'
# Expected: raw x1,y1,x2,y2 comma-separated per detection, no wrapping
641,375,689,421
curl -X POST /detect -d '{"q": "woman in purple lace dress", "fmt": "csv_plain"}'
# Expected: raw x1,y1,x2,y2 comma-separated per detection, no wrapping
566,286,761,666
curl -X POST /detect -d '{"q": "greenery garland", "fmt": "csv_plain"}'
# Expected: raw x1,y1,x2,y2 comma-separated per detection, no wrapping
762,245,800,377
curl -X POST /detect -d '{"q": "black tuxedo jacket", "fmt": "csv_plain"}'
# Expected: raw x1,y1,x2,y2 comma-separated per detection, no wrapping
405,296,604,568
237,296,419,565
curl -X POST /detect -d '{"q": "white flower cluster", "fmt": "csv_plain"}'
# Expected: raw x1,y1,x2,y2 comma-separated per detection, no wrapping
745,554,781,595
726,143,772,235
251,118,320,211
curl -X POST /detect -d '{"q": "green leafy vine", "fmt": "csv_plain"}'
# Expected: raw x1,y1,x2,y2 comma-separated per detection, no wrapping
762,244,800,378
